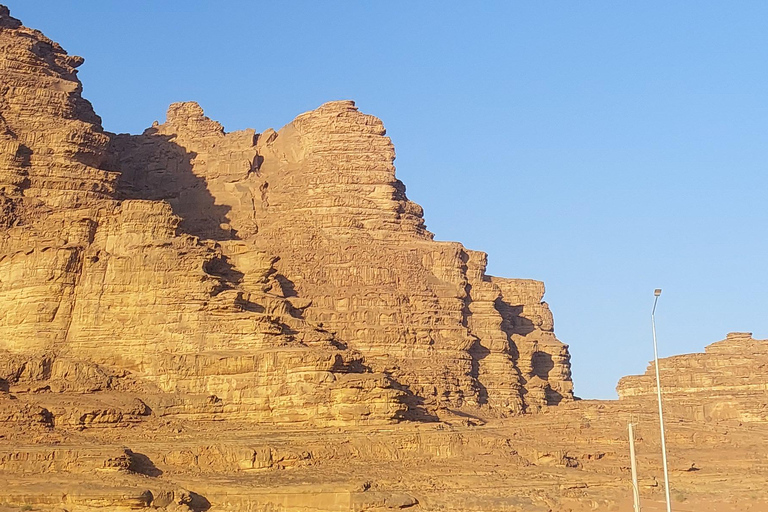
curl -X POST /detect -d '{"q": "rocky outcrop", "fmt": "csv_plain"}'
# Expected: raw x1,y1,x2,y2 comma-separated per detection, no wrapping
617,332,768,422
0,4,115,206
0,0,574,417
0,5,405,426
4,6,768,512
0,3,574,425
109,99,573,415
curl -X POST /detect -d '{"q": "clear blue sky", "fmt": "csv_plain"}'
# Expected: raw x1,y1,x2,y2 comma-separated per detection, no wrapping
10,1,767,399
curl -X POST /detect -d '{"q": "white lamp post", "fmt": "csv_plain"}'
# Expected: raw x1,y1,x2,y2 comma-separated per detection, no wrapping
652,288,672,512
628,422,641,512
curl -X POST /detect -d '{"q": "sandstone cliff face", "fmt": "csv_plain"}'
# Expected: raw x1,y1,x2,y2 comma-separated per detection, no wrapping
617,332,768,422
0,4,116,353
4,7,768,512
0,6,405,426
109,99,573,415
0,3,572,427
0,5,114,207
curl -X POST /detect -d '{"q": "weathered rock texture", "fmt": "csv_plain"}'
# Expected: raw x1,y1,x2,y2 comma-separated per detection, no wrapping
109,99,572,416
0,2,574,427
5,6,768,512
617,332,768,422
0,5,406,426
4,331,768,512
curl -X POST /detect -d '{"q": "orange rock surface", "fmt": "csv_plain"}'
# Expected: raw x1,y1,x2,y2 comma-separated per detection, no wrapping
1,6,767,512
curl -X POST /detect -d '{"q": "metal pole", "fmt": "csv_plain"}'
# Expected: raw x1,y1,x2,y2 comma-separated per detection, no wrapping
652,289,672,512
629,422,641,512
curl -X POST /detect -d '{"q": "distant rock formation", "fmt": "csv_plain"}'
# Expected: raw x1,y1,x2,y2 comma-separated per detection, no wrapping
0,4,572,427
617,332,768,422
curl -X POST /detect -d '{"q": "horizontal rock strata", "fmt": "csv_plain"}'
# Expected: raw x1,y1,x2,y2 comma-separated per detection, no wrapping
617,332,768,422
2,5,768,512
0,3,574,426
0,0,575,431
110,98,573,415
0,5,405,426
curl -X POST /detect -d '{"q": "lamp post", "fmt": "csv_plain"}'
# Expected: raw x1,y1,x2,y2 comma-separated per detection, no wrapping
628,422,641,512
652,288,672,512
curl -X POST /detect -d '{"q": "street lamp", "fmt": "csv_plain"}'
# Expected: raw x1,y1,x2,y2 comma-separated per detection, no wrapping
652,288,672,512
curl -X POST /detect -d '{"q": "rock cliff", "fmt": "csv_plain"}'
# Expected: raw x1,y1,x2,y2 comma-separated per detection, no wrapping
617,332,768,422
109,98,573,414
0,5,407,426
0,4,573,420
4,6,768,512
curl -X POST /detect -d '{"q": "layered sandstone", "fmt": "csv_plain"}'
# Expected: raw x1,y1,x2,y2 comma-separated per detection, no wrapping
617,332,768,422
3,6,768,512
0,5,405,426
110,99,572,415
0,0,574,430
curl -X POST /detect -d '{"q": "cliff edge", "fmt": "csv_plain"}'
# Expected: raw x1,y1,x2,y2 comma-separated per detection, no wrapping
0,4,572,427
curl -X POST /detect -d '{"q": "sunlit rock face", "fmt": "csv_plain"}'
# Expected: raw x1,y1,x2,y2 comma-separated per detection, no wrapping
617,332,768,422
0,2,573,428
110,98,573,415
5,6,768,512
0,5,406,426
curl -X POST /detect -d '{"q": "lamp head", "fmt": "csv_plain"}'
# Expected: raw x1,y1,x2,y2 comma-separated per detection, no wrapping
654,289,662,296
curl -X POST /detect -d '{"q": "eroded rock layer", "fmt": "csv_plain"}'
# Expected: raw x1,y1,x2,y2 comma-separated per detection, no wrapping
0,5,405,426
110,99,573,415
616,332,768,422
3,6,768,512
0,4,573,423
617,332,768,422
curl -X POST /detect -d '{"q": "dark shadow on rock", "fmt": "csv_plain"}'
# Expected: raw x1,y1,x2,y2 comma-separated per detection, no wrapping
127,450,163,477
39,407,54,427
110,130,236,241
494,297,527,397
328,337,349,350
546,388,564,406
392,179,408,202
495,298,534,337
461,275,491,406
317,325,347,350
188,491,212,512
0,194,20,229
392,382,440,423
203,254,244,296
7,143,32,194
531,351,554,380
460,276,491,406
277,320,299,337
468,338,490,406
530,351,563,405
235,297,266,314
331,353,366,374
276,274,299,298
203,254,244,282
15,142,32,168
